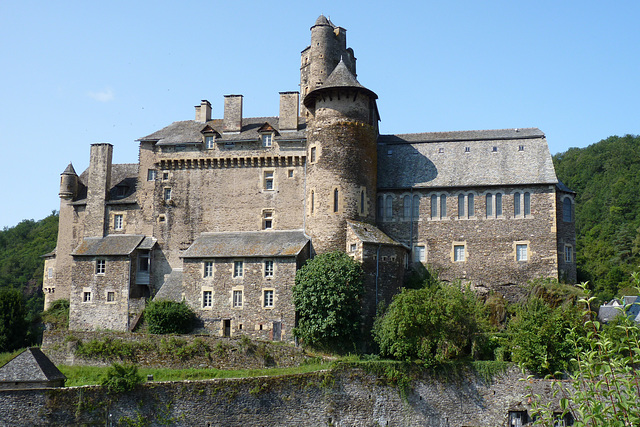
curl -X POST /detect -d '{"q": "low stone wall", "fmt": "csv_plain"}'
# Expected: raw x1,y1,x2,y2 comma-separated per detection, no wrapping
42,330,311,369
0,365,556,426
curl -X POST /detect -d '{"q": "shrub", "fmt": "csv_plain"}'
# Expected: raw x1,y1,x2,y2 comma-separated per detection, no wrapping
101,362,143,394
41,299,69,329
144,300,195,335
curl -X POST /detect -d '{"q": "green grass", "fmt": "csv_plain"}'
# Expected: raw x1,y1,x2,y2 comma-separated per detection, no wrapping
0,348,27,367
59,361,331,387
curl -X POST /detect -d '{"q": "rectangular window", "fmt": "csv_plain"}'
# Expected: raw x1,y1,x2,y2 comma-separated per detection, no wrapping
205,136,214,149
204,261,213,278
263,211,273,229
413,245,425,263
349,243,357,252
147,169,157,181
288,169,294,178
564,245,573,263
233,290,243,307
233,261,243,278
47,267,53,279
164,187,172,201
114,214,123,230
264,290,274,308
83,291,92,302
96,259,106,275
454,245,465,262
264,260,274,277
107,291,115,302
162,172,169,181
203,290,212,308
262,134,272,147
516,244,528,261
310,146,317,162
264,171,274,190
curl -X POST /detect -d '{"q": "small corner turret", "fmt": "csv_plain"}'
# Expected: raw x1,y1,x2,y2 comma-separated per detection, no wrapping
59,163,78,199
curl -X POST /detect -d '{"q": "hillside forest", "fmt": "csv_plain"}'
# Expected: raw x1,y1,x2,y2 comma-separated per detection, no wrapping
0,134,639,351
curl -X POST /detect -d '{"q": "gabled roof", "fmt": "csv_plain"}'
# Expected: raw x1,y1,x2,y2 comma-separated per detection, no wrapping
72,163,139,205
72,235,147,256
154,269,184,303
0,348,66,383
138,117,306,145
377,128,558,189
347,221,407,248
182,230,309,258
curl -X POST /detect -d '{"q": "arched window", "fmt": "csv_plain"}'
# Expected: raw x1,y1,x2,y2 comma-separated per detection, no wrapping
563,197,573,222
514,192,521,216
468,193,475,217
310,190,315,214
486,194,493,217
430,194,438,219
412,195,420,218
360,190,365,214
440,195,447,218
458,194,465,218
524,192,531,216
403,195,411,219
385,195,393,218
496,193,503,216
333,189,339,213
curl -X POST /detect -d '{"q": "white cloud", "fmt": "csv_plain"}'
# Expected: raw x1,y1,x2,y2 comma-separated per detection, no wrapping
88,87,114,102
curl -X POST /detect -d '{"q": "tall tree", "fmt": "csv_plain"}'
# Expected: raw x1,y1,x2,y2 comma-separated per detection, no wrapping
0,288,27,352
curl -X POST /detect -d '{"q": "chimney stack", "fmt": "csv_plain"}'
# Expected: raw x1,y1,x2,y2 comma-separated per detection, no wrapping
223,95,243,133
195,100,211,122
85,143,113,237
279,92,299,131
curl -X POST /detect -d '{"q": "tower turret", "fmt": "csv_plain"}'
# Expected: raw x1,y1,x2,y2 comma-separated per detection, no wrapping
59,163,78,199
304,59,379,253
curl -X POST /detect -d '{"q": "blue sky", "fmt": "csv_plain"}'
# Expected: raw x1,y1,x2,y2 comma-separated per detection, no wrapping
1,0,638,229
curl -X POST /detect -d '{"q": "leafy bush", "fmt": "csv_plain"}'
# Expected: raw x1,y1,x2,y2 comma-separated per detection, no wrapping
41,299,69,329
292,251,364,352
144,300,195,335
373,282,490,366
75,337,139,361
101,362,144,394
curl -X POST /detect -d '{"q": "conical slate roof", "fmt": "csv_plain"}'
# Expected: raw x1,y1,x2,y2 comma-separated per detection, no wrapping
0,348,66,383
304,59,377,107
62,162,76,175
314,15,331,27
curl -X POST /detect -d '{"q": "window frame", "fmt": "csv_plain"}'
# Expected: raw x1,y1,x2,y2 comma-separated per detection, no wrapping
95,259,106,275
83,291,92,303
263,289,275,309
163,187,172,201
453,244,466,262
262,134,272,148
202,289,213,308
564,244,574,263
262,210,273,230
264,260,274,277
232,290,243,308
263,170,274,191
413,245,426,263
114,214,123,231
516,243,529,262
204,261,214,278
147,169,157,181
233,260,244,278
562,197,573,222
106,291,115,303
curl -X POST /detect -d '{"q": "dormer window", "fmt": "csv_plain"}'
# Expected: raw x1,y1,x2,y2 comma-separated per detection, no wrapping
262,134,272,147
205,136,215,149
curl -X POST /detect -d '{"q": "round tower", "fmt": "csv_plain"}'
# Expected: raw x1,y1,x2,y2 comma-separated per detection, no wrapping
59,163,78,199
304,59,379,254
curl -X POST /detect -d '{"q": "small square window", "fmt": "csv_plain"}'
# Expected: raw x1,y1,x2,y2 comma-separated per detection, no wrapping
288,169,294,178
264,260,274,277
518,145,524,151
162,172,169,180
205,136,215,149
164,188,172,201
262,134,272,147
454,245,465,262
204,261,213,278
492,146,498,152
264,290,274,308
263,210,273,230
147,169,157,181
203,290,212,308
464,147,470,153
349,243,357,252
233,290,243,307
233,261,243,278
438,147,444,153
413,245,425,263
83,292,92,302
107,291,115,302
96,259,106,275
516,244,528,261
114,214,123,231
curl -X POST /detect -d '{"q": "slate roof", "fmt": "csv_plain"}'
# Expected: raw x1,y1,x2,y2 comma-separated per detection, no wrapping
73,163,138,205
347,220,406,247
377,128,558,189
182,231,309,258
0,348,66,383
154,269,184,303
598,296,640,323
72,235,146,256
138,117,306,145
304,60,377,108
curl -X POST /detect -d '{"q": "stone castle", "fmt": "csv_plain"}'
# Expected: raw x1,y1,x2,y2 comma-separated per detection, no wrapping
43,16,576,341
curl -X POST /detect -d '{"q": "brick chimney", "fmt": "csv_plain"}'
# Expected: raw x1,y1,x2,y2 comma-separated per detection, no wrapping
195,100,211,122
223,95,243,133
279,92,299,131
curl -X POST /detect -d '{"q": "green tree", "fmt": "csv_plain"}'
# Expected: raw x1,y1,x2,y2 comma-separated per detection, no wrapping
101,362,144,394
504,297,583,376
373,282,490,366
292,251,364,351
0,288,28,352
144,300,195,335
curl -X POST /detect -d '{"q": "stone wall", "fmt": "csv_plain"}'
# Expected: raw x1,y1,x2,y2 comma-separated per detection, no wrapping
41,330,310,370
0,365,560,426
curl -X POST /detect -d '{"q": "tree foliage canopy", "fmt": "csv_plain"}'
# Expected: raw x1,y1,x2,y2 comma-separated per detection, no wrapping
0,288,28,352
292,251,364,351
373,282,490,366
554,134,640,300
144,300,195,335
